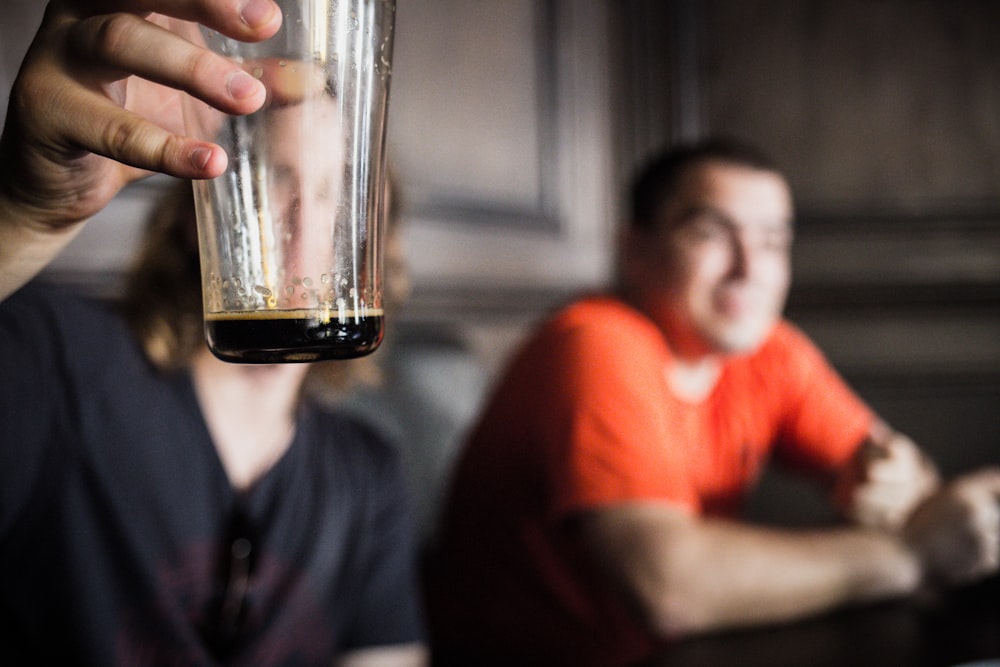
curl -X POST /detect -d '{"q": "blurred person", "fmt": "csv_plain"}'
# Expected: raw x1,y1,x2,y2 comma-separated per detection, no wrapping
0,2,425,664
425,139,1000,667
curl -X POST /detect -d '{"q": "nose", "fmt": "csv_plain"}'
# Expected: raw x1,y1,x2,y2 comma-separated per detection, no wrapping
727,233,752,281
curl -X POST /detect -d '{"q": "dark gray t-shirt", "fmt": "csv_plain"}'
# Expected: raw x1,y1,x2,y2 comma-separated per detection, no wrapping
0,283,423,664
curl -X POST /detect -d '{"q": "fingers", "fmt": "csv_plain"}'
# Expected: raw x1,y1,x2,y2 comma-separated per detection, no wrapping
961,467,1000,494
43,83,229,181
254,59,330,107
39,4,282,181
839,434,940,531
863,433,936,484
970,491,1000,577
23,22,236,180
57,0,282,41
91,102,231,180
958,467,1000,562
948,486,999,584
848,484,910,530
5,0,285,218
910,468,1000,586
67,13,267,117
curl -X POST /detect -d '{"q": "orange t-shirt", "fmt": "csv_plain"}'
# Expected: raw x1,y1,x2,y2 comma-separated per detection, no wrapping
428,296,874,666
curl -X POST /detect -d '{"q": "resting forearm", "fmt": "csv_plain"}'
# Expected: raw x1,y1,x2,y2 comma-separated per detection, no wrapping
656,518,921,636
579,504,922,640
334,644,428,667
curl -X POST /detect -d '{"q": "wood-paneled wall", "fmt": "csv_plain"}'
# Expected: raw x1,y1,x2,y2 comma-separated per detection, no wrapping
2,3,996,498
617,0,999,519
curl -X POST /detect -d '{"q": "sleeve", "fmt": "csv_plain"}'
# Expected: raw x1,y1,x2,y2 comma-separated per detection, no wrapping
543,310,702,517
341,431,426,650
769,323,875,475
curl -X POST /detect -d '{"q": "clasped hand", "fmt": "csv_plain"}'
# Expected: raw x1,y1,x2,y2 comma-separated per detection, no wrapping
834,429,940,531
834,428,999,587
903,468,1000,586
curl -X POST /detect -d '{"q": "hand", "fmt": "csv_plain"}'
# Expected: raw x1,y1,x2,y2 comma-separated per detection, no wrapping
0,0,281,231
903,467,1000,587
833,428,940,531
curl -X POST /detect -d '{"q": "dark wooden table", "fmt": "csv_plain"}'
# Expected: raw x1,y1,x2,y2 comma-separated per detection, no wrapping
642,574,1000,667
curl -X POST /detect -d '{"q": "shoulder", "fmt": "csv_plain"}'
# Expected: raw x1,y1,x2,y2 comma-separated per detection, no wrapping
551,294,659,334
1,281,137,381
739,320,852,408
1,281,125,344
0,283,138,532
480,295,672,432
753,320,830,370
3,280,97,318
492,295,669,404
531,294,667,361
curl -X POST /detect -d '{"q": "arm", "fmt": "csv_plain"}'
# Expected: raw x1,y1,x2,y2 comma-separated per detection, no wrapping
577,467,1000,641
335,644,428,667
577,502,920,639
0,0,279,299
0,201,84,303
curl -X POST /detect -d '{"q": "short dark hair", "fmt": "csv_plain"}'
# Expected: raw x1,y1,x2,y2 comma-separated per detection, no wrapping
629,137,782,232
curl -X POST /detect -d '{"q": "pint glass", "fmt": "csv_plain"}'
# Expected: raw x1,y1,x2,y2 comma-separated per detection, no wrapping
176,0,395,362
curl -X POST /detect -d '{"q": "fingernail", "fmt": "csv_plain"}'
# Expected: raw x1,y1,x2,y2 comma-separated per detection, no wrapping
227,70,262,100
190,147,213,171
241,0,277,29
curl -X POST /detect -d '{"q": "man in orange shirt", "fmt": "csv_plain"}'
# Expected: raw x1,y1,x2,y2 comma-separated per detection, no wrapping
426,140,1000,666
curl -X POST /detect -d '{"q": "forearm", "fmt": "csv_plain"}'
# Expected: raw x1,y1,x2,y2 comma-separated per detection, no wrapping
0,122,93,301
0,197,85,300
579,504,922,639
659,518,921,635
334,643,428,667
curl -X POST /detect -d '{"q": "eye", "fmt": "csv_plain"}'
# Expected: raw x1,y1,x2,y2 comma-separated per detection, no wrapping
760,225,793,252
685,213,731,242
315,177,334,202
270,164,297,197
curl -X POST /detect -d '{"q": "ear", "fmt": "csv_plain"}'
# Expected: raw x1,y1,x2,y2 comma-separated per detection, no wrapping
616,224,650,291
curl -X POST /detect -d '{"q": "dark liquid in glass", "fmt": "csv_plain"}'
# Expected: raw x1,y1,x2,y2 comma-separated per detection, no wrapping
205,309,384,363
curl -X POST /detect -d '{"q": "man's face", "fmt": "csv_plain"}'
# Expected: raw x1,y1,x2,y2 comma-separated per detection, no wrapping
630,161,794,357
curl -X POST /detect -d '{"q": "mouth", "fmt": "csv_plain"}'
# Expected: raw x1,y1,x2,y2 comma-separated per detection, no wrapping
714,288,756,319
